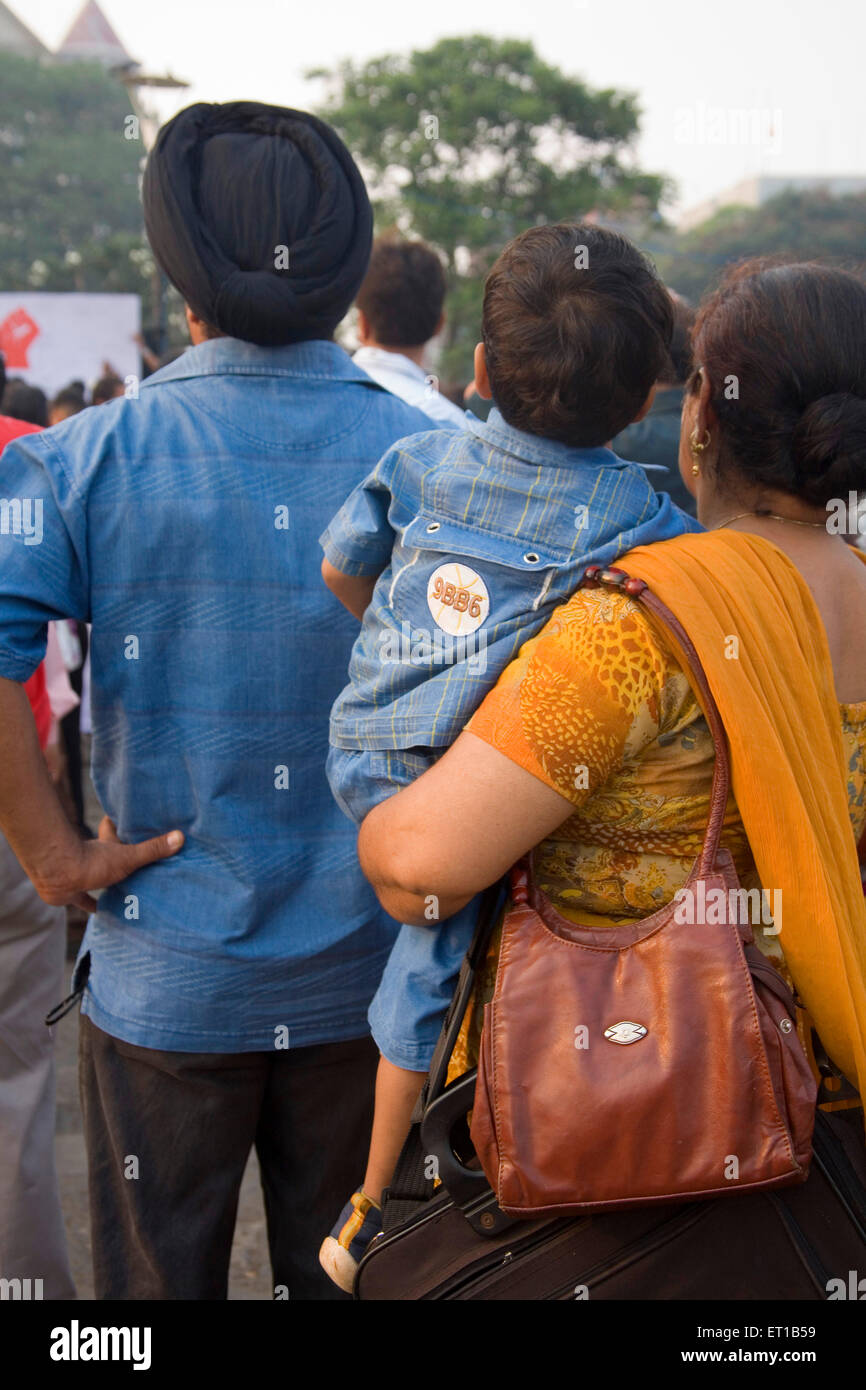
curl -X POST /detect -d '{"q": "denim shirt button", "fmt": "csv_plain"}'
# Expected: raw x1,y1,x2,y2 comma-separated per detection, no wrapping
426,521,441,533
523,551,540,564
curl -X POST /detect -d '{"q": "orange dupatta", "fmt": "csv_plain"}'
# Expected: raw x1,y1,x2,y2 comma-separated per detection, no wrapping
622,529,866,1111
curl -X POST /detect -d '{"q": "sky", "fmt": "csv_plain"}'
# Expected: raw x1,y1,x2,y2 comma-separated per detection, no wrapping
18,0,866,219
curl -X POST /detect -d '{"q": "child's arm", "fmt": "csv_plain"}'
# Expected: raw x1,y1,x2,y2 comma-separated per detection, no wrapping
319,452,398,621
321,558,378,621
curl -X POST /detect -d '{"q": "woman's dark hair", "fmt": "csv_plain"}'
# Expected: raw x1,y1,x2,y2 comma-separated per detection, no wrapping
482,223,673,447
92,374,124,405
51,383,87,417
356,236,448,348
692,259,866,507
1,378,48,427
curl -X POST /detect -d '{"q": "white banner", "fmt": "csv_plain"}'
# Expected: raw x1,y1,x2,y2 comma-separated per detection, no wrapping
0,292,141,398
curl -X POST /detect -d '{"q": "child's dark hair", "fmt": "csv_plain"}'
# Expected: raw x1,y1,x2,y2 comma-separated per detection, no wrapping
691,259,866,507
356,236,448,348
482,223,673,447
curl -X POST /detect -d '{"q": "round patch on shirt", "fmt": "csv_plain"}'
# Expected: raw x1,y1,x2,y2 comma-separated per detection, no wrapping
426,562,489,635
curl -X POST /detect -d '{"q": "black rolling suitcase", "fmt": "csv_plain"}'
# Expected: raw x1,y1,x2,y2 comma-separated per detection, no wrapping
355,886,866,1301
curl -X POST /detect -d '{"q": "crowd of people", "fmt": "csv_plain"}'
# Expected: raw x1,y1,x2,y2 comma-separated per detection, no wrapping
0,98,864,1303
0,369,128,432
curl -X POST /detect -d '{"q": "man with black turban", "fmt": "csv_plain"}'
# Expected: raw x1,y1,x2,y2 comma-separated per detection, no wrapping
0,102,433,1300
143,101,376,347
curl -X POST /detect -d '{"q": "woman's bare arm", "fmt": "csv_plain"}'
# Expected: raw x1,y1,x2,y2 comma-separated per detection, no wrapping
357,730,574,923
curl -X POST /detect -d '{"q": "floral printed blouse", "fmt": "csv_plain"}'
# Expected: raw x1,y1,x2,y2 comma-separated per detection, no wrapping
447,584,866,1088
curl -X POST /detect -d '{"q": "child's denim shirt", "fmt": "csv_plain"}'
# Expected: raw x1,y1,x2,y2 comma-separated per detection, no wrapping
321,407,700,751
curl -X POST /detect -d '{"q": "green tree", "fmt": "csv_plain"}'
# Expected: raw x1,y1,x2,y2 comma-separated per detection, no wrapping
651,189,866,304
311,35,668,385
0,52,152,300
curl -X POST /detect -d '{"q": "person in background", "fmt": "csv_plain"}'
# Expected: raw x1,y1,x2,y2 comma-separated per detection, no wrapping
613,293,697,517
1,377,48,428
134,332,163,378
0,403,77,1301
42,374,91,832
354,235,468,429
45,384,91,833
0,359,40,452
52,621,90,837
91,373,125,406
462,377,493,421
49,383,86,426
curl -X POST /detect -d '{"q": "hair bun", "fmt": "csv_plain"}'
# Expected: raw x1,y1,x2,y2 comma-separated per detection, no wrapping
790,393,866,504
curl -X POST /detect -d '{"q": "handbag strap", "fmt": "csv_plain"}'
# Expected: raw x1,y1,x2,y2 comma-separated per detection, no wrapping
581,565,731,876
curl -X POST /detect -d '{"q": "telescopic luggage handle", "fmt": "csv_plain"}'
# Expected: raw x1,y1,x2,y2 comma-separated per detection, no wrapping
420,1068,516,1235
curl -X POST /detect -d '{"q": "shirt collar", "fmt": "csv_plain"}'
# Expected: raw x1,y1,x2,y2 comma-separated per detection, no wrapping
353,346,427,383
468,406,634,471
142,337,385,389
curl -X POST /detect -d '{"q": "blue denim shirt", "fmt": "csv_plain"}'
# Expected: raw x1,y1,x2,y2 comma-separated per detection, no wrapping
0,338,434,1051
322,408,700,750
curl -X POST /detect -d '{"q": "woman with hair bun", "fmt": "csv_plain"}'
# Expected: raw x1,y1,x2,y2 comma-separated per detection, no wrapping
357,259,866,1297
686,258,866,519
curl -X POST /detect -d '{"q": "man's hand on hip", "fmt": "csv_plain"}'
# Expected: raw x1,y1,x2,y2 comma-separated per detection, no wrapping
36,816,185,913
0,676,185,915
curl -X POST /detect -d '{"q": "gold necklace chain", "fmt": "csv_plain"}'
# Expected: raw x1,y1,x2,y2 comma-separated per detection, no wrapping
710,510,828,532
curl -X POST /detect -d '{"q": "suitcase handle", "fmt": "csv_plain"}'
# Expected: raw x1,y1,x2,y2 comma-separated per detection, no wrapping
420,1069,517,1237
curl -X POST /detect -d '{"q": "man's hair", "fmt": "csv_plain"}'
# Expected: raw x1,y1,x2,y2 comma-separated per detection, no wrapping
356,236,448,348
92,374,124,405
482,223,674,447
51,383,87,418
0,378,48,427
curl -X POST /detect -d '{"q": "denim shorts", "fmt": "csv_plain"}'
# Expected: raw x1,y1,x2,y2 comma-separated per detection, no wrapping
367,900,480,1070
326,744,477,1070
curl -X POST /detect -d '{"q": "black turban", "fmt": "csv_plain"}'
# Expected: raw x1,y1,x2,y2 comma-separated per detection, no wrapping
142,102,373,346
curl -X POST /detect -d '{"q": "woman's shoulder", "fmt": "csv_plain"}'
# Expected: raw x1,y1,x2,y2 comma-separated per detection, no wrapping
541,583,695,711
472,582,698,747
468,579,701,806
537,582,676,663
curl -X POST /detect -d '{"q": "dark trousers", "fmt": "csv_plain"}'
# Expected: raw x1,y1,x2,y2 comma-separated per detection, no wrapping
79,1014,378,1300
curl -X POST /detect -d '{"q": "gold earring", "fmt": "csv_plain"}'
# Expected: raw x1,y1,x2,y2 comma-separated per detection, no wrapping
689,427,710,476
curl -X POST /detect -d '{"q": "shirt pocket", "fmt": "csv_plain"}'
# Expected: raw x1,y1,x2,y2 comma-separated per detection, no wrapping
390,512,571,638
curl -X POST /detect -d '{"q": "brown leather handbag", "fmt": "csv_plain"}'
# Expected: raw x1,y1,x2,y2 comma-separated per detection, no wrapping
469,566,819,1219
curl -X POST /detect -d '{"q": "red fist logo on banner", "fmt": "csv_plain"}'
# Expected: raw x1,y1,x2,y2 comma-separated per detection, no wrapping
0,307,40,369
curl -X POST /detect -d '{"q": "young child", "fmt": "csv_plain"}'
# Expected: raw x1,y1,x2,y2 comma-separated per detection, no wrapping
318,222,700,1289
